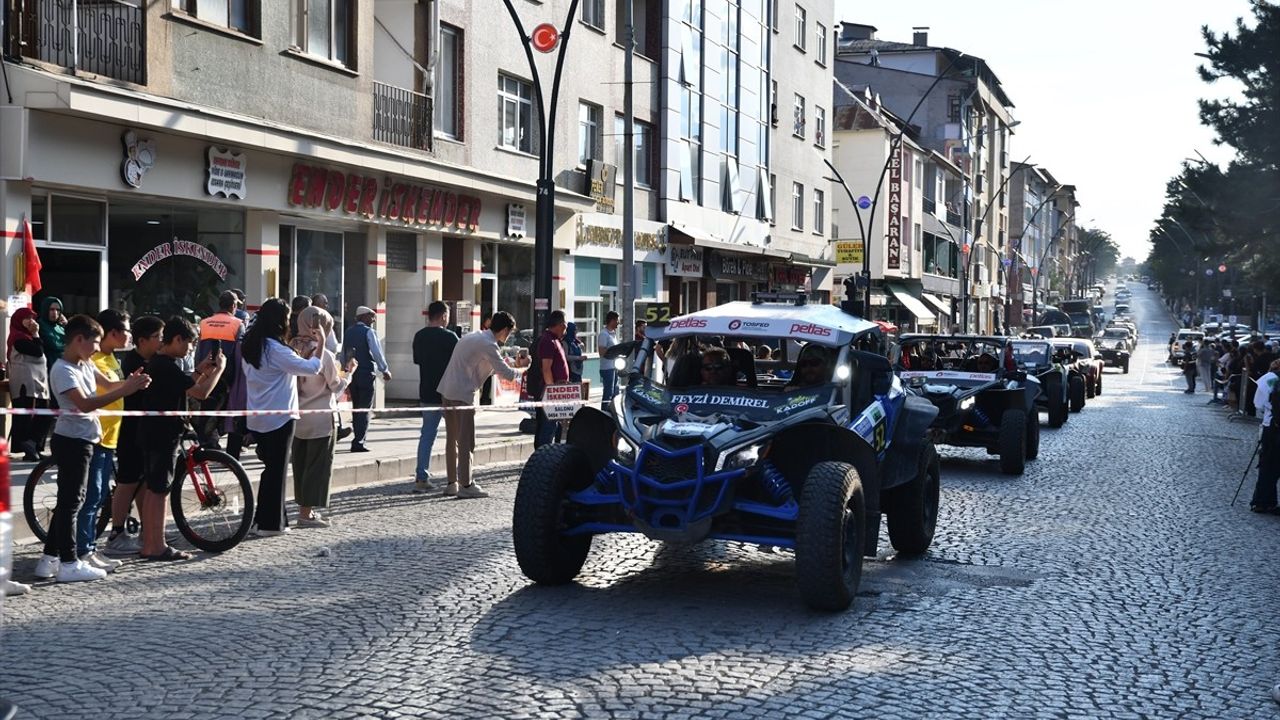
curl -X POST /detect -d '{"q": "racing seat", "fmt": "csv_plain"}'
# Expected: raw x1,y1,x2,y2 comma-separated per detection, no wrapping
725,347,757,388
667,353,703,388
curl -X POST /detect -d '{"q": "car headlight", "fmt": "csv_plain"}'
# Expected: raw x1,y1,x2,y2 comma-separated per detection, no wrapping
614,433,638,465
959,396,975,411
718,442,769,471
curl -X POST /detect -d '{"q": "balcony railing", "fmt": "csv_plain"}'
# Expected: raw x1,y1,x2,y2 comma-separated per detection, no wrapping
923,197,936,215
4,0,146,84
373,81,433,153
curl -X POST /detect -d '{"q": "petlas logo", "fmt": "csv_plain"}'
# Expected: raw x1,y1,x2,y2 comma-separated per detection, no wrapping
789,323,831,337
668,317,709,330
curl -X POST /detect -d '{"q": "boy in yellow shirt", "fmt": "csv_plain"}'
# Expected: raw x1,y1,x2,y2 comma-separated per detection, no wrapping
76,310,132,571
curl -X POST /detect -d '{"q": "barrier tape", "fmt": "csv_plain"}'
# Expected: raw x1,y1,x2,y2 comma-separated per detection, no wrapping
0,399,589,418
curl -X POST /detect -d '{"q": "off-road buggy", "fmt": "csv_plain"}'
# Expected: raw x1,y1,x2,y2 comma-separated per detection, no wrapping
1010,339,1069,428
511,296,940,611
896,335,1040,476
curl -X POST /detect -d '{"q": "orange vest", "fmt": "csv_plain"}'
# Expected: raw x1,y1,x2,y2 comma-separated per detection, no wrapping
199,313,243,342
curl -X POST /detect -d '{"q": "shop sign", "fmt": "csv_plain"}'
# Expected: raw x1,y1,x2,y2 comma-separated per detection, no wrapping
507,204,527,238
130,239,228,281
585,160,617,213
835,240,863,265
287,163,481,232
770,264,808,287
206,147,247,199
542,383,584,420
576,222,665,252
666,246,703,278
708,251,769,282
121,130,157,188
886,143,903,270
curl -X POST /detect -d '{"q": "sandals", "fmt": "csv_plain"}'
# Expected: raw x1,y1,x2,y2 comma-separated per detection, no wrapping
142,546,194,562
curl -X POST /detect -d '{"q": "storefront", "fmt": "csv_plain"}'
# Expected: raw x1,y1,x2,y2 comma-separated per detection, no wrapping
570,215,667,355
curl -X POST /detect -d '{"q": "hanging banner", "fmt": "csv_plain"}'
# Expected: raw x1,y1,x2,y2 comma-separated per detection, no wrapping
886,143,903,270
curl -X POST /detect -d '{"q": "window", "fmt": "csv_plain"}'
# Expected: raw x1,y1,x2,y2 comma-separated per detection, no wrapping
434,25,462,139
616,0,660,58
498,74,538,153
768,173,777,224
947,94,962,124
793,5,806,50
770,79,779,126
770,0,778,32
815,21,827,65
791,182,804,230
614,116,654,187
583,0,604,29
295,0,352,67
579,102,602,165
792,94,805,138
814,105,825,147
813,189,824,234
175,0,256,35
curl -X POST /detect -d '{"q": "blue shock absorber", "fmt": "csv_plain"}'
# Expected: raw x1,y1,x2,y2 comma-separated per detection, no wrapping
760,460,794,504
971,406,991,427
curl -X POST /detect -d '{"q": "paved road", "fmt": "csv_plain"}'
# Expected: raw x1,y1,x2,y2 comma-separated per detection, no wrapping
4,284,1279,719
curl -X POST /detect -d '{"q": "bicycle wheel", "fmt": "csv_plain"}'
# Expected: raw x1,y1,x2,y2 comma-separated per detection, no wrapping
22,458,59,544
169,448,254,553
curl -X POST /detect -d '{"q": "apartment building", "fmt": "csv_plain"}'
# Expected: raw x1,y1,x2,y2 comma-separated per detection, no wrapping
834,23,1016,333
1008,162,1061,325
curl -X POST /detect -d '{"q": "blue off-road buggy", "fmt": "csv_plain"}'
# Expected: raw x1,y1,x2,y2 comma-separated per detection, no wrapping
511,295,940,610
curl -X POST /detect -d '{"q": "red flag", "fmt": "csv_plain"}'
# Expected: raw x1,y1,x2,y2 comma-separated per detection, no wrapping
22,218,41,296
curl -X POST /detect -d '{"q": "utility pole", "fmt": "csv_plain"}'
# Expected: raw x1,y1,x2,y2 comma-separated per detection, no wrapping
620,0,635,342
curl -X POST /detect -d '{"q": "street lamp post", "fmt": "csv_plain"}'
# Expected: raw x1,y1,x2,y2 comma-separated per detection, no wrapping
1029,212,1075,322
502,0,582,338
960,156,1033,332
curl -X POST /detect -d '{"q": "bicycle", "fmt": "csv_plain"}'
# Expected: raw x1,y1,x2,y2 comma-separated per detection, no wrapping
24,432,254,553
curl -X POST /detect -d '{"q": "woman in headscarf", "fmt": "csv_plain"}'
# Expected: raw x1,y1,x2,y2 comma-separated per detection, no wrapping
563,321,585,384
37,296,66,369
240,298,322,535
8,307,51,461
288,306,353,528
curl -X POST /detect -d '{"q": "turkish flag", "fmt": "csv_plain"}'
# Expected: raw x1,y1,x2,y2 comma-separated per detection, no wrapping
22,217,41,296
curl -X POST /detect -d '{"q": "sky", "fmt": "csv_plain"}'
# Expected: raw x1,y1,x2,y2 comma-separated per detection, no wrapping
835,0,1252,262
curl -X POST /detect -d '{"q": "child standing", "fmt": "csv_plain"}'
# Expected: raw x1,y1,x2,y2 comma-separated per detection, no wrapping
33,315,150,583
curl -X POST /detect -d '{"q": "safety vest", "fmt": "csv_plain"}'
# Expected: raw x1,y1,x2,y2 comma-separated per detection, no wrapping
199,313,243,342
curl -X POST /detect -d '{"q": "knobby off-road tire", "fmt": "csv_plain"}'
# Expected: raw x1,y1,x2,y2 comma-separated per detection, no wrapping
795,461,865,611
1025,409,1041,461
1045,380,1067,428
512,443,594,585
998,409,1028,476
885,442,940,556
170,448,254,553
1123,359,1130,374
1069,375,1087,413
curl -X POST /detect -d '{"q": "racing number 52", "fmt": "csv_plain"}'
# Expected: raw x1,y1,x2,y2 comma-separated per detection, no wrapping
872,422,886,452
643,305,671,323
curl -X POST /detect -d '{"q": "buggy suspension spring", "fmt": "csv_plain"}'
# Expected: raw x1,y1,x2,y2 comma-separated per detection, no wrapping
760,461,794,504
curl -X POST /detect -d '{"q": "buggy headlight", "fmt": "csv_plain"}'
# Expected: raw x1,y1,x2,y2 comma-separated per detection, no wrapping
613,356,628,371
614,433,638,464
718,442,769,471
959,397,975,411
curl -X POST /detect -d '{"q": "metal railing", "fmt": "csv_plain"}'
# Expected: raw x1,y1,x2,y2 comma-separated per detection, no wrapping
372,81,433,153
4,0,146,84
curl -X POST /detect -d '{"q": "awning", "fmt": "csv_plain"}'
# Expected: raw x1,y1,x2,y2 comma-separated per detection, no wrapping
667,222,788,258
888,283,937,323
920,292,952,316
788,251,836,268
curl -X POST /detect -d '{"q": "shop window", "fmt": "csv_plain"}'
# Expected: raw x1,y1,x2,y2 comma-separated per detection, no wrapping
51,196,106,246
296,229,344,322
294,0,353,68
498,73,538,154
174,0,258,36
434,25,462,140
600,262,619,289
497,244,534,331
641,263,658,298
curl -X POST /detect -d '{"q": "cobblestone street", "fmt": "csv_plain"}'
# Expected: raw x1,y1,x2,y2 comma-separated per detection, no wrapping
4,286,1279,719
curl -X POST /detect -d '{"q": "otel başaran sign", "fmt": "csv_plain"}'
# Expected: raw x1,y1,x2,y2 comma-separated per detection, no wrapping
287,163,482,231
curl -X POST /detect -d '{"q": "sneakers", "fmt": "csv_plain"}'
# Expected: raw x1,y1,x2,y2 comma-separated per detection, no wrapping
443,482,459,497
456,483,489,499
413,479,432,494
34,554,60,579
103,531,143,557
2,579,31,596
86,552,124,573
252,525,292,537
56,560,108,583
297,514,331,529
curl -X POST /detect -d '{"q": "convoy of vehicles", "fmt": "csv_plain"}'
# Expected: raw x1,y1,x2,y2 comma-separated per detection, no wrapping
1011,339,1069,428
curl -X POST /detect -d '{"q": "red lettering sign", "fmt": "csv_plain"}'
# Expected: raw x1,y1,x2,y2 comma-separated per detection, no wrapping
668,317,708,330
283,163,483,232
887,144,903,270
288,164,308,206
789,323,832,337
343,173,362,214
358,177,377,216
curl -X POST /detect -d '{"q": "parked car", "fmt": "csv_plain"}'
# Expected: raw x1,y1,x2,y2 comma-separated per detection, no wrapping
1201,322,1252,338
1057,337,1106,396
895,335,1040,476
1011,339,1069,428
512,297,942,611
1168,329,1205,364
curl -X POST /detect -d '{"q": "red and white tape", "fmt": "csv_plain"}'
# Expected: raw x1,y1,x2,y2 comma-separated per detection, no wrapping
0,400,585,418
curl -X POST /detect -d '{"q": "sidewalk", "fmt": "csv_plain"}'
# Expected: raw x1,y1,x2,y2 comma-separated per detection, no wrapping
11,384,606,545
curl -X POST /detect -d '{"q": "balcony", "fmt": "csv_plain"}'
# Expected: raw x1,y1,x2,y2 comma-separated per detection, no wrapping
4,0,146,84
923,197,936,215
372,81,433,153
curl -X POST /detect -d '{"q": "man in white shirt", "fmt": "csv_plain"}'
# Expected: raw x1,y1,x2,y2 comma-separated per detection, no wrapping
597,311,620,405
436,311,528,498
1250,358,1280,513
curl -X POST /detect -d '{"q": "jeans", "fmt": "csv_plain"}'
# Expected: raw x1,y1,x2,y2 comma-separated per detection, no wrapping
534,408,561,448
253,421,296,532
600,368,617,405
42,434,94,563
350,382,374,447
415,410,444,481
77,445,115,556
